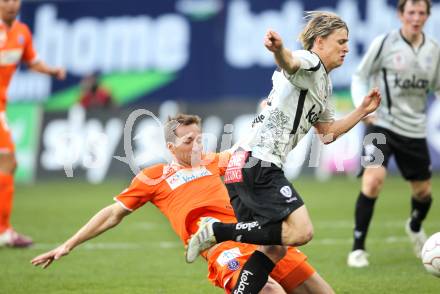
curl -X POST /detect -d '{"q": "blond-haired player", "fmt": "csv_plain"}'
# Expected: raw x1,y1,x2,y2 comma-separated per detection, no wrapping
187,12,381,294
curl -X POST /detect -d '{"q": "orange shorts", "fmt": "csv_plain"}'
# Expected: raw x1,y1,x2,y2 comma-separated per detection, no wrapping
206,242,314,293
188,213,315,294
0,112,14,153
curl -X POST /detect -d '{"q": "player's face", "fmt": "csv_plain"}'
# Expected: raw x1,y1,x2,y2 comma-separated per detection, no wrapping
320,28,349,71
170,123,203,167
399,0,429,36
0,0,21,23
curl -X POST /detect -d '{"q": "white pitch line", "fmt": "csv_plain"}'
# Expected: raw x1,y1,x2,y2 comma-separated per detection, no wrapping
28,236,412,251
30,241,181,251
313,220,413,229
314,236,410,245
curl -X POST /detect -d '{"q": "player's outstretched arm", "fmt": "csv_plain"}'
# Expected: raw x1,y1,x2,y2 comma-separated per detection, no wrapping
30,203,131,269
264,30,301,75
28,60,66,80
314,88,381,144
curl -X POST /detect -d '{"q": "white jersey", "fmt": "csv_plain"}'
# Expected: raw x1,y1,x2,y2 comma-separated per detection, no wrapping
240,50,335,168
351,30,440,138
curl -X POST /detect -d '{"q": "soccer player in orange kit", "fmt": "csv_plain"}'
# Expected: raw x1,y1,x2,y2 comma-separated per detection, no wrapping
0,0,65,247
31,114,334,293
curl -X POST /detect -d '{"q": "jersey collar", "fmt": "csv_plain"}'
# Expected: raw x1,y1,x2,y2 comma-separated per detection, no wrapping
399,29,425,53
0,19,17,30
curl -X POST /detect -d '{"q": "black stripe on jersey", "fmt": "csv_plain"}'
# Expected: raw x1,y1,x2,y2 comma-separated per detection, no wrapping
290,89,308,135
373,34,389,62
310,51,328,72
399,30,413,49
382,68,392,114
305,62,321,72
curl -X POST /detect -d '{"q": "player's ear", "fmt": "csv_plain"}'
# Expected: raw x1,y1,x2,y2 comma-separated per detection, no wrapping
397,10,403,21
314,36,324,50
167,142,176,154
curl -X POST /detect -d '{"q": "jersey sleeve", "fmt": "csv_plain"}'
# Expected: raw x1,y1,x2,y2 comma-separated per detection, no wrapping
430,46,440,98
283,50,321,90
114,170,158,211
21,25,38,64
351,34,388,108
317,99,335,123
204,152,231,176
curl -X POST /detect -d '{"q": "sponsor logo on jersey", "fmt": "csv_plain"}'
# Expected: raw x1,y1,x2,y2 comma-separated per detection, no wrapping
165,167,212,190
216,247,242,266
224,151,249,184
227,259,241,271
0,49,23,66
394,74,429,90
305,104,322,124
252,114,265,127
0,30,6,47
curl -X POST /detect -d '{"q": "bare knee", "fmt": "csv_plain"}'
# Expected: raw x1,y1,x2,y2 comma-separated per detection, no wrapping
362,167,386,197
258,245,287,264
411,180,432,199
0,153,16,174
283,220,314,246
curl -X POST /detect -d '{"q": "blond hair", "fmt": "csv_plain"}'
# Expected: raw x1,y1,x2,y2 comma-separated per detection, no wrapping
164,113,201,143
299,11,348,50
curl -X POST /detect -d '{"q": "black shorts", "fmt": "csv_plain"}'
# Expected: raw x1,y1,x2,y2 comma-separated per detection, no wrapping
360,125,431,181
224,150,304,226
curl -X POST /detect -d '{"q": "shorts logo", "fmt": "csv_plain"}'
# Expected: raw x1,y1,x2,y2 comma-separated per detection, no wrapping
280,186,292,198
227,259,240,271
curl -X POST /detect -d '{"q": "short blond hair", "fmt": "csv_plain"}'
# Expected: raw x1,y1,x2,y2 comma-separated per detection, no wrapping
164,113,201,144
299,11,348,50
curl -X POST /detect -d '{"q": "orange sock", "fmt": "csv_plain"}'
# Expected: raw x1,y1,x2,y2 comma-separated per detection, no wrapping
0,172,14,234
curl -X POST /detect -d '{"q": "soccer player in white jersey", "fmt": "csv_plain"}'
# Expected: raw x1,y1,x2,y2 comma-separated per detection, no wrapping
186,12,381,293
347,0,439,268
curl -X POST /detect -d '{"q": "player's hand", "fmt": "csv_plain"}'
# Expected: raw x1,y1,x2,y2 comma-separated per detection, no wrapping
30,244,70,269
264,30,284,53
361,87,381,115
53,68,66,80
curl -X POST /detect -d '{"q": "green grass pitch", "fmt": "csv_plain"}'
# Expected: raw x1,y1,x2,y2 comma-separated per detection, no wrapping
1,175,439,293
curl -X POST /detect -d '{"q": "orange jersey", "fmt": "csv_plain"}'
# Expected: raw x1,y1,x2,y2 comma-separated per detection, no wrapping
0,20,37,112
115,152,233,243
